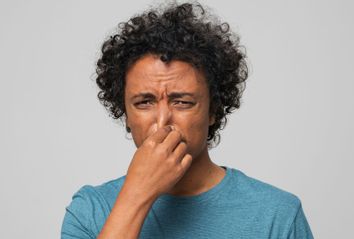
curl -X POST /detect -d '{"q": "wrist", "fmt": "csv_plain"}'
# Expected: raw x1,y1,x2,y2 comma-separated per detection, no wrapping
118,183,158,208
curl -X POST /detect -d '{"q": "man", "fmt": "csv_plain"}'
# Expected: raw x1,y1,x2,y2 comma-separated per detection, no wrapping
61,2,314,238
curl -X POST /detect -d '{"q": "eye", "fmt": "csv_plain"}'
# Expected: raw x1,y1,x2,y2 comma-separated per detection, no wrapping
173,101,195,107
174,101,192,105
134,100,153,107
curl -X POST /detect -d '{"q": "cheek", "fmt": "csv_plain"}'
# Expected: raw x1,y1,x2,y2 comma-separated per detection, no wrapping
176,118,209,159
126,114,147,147
127,115,155,147
175,113,210,143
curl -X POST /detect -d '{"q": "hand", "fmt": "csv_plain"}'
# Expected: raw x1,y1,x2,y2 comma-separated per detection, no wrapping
123,125,193,200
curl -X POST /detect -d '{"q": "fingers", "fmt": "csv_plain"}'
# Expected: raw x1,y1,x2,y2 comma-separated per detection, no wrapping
180,153,193,171
172,141,187,160
162,129,183,153
146,125,172,145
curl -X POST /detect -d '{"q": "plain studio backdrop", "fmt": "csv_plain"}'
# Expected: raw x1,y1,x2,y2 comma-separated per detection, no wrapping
1,0,353,238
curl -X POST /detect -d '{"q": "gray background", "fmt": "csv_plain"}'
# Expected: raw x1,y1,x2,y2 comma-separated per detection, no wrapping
1,0,353,238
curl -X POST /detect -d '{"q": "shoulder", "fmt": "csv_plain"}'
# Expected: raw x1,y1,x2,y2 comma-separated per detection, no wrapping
92,175,127,205
229,168,303,226
225,168,313,237
61,175,126,238
231,168,301,208
70,175,127,211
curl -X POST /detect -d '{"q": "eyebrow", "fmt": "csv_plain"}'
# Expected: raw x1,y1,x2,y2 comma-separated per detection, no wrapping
130,92,196,101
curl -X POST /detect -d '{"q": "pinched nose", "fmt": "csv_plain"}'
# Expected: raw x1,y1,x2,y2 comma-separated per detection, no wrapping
156,102,173,130
155,104,186,143
147,102,177,138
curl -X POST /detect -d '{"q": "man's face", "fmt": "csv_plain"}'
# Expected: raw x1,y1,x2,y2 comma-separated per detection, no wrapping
124,54,215,160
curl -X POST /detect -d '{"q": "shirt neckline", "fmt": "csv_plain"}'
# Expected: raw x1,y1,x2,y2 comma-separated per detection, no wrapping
156,165,232,204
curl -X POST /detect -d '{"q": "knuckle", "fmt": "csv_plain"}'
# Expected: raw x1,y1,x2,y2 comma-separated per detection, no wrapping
167,157,176,165
164,156,176,168
143,139,156,148
167,153,179,163
172,130,182,139
156,145,168,157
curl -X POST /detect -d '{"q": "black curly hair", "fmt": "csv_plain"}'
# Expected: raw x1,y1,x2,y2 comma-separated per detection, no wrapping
95,1,248,148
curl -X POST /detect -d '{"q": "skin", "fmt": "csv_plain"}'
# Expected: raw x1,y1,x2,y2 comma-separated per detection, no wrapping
125,54,226,196
98,54,226,238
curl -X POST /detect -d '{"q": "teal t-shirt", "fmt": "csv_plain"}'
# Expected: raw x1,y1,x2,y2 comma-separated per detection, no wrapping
61,166,314,238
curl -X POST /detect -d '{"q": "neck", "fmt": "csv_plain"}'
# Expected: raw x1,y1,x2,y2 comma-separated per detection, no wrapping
167,146,226,196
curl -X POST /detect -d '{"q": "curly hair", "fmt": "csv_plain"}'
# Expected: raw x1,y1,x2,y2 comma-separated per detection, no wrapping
95,1,248,148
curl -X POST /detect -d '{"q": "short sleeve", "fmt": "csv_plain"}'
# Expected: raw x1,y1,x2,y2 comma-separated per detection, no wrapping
61,186,98,239
287,203,314,239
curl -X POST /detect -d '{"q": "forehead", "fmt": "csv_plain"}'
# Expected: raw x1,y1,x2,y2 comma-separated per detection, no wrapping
125,54,208,95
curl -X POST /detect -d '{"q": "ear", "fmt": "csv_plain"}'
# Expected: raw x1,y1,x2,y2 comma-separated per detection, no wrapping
125,116,132,132
209,114,215,126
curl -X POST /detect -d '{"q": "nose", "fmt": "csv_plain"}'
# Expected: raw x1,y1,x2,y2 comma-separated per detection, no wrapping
156,101,173,130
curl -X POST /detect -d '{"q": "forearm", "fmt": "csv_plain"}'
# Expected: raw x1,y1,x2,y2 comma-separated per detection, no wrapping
97,185,157,239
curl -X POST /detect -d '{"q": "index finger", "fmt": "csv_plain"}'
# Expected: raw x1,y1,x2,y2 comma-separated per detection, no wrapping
146,125,173,144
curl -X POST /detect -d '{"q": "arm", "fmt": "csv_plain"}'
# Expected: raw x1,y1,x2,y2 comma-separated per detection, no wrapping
97,185,157,239
97,126,192,239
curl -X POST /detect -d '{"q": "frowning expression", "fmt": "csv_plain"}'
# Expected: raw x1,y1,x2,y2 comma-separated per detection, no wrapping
124,54,215,160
